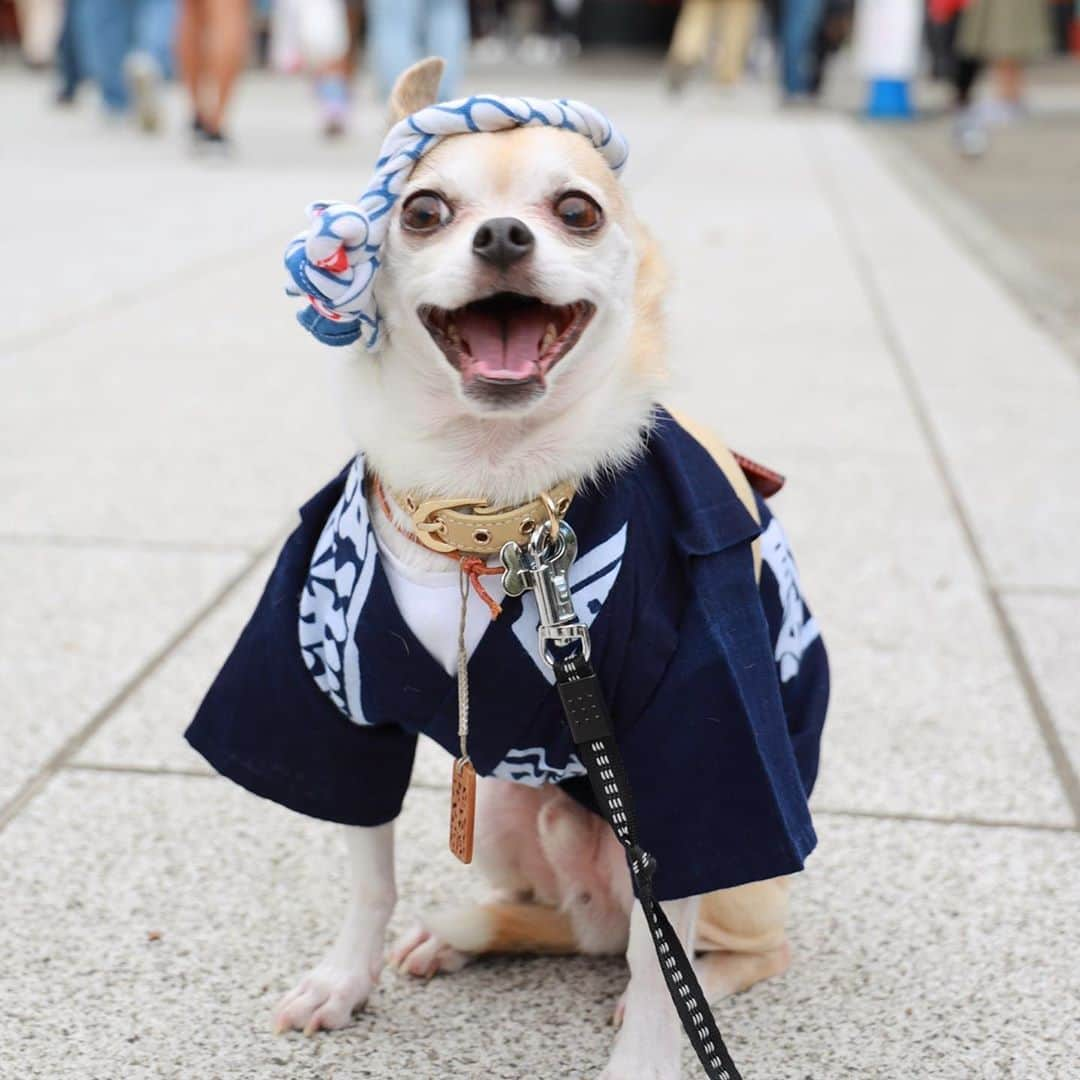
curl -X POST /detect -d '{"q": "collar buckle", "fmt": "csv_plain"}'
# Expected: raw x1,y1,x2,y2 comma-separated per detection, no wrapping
412,496,491,553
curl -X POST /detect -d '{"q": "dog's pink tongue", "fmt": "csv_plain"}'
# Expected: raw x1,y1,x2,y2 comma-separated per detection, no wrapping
457,308,548,380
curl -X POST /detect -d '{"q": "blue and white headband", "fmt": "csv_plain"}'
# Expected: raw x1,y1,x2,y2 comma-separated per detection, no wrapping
284,95,629,349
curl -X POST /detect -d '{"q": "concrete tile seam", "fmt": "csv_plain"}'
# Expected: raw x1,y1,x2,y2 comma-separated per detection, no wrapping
0,227,286,358
63,764,448,790
0,532,258,557
0,529,287,834
62,762,218,780
994,583,1080,598
44,764,1080,834
866,128,1080,371
807,127,1080,827
813,805,1079,835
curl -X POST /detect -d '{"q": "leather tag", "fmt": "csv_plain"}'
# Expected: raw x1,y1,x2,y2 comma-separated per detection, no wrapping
449,757,476,864
732,451,786,498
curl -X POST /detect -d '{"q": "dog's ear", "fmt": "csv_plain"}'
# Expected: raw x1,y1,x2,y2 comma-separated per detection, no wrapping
388,57,446,127
630,220,669,381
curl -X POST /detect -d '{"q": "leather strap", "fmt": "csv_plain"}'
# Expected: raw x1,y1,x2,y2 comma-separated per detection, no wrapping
387,480,576,556
385,441,781,560
732,452,785,498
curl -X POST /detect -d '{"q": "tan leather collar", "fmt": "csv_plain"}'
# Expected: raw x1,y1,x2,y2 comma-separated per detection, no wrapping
386,480,576,556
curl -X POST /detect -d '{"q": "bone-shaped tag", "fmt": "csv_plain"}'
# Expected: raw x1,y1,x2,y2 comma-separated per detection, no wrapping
500,541,530,597
500,525,578,605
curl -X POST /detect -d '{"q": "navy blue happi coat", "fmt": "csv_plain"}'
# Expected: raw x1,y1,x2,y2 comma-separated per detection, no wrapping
186,409,829,901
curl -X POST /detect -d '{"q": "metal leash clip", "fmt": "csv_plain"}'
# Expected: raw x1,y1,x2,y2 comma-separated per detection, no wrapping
500,520,591,666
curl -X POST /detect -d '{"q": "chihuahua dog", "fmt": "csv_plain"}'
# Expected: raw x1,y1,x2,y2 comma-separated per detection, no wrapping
189,58,827,1080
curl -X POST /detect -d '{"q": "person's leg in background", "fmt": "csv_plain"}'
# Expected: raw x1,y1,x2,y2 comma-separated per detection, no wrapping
343,0,364,79
204,0,248,139
805,0,849,97
938,7,988,156
368,0,422,100
75,0,132,114
56,0,85,102
14,0,64,66
203,0,248,141
176,0,205,130
953,54,982,108
666,0,717,92
315,55,350,135
933,6,982,108
993,58,1024,105
714,0,758,85
950,51,987,155
125,0,176,131
131,0,176,75
423,0,469,99
306,0,352,136
958,0,1049,123
177,0,248,145
779,0,823,98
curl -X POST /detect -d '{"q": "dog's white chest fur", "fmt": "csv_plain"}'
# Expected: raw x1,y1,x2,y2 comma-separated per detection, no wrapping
377,535,506,677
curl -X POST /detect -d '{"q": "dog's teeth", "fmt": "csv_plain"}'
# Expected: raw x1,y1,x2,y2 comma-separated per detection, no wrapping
541,323,557,351
448,323,461,344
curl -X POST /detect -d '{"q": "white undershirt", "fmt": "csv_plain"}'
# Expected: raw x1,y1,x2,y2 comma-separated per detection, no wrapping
375,533,507,678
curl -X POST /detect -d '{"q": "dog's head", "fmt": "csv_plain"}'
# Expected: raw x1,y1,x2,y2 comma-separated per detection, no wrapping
343,60,666,499
378,60,664,410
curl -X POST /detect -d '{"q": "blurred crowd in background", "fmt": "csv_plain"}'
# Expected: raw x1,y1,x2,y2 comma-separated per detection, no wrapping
2,0,1077,151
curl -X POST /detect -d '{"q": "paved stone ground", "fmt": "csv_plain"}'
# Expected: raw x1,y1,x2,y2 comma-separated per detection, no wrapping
876,58,1080,362
2,55,1079,1080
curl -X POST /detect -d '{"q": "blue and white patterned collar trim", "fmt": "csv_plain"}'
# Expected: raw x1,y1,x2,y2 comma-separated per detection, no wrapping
298,460,375,720
297,457,630,725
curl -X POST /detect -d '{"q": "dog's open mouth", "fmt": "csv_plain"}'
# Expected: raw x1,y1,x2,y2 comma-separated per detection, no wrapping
419,293,596,405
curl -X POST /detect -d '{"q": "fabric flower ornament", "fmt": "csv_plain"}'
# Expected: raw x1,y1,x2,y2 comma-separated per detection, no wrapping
283,94,629,349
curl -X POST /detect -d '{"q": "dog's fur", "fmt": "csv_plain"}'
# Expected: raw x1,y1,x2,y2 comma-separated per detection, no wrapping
273,59,790,1079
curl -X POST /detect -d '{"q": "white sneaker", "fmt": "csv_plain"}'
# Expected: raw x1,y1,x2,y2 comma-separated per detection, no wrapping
124,51,162,134
975,98,1028,129
952,108,989,158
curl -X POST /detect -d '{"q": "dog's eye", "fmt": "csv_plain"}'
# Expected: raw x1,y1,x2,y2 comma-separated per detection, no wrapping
401,192,453,233
554,192,602,232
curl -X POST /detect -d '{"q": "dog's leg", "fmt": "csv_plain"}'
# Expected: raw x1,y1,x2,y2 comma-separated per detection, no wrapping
601,896,700,1080
273,822,396,1035
388,899,581,976
694,876,791,1001
390,779,634,976
390,778,572,977
697,942,791,1001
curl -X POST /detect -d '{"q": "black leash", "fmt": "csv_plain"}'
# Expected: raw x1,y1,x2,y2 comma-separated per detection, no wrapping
501,518,744,1080
553,653,743,1080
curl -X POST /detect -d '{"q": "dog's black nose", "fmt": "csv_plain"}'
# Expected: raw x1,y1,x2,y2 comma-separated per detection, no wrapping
472,217,535,270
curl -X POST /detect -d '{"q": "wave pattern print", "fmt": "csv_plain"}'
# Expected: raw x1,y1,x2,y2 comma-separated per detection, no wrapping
759,516,819,683
298,459,379,723
490,747,588,787
511,522,628,685
283,95,630,348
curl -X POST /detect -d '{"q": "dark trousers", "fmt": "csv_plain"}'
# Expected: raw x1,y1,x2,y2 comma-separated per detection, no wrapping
56,2,84,99
928,11,982,108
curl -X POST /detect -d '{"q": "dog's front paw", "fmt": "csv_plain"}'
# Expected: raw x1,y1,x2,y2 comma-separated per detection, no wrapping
598,1059,681,1080
388,922,471,979
273,962,373,1036
598,1026,682,1080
